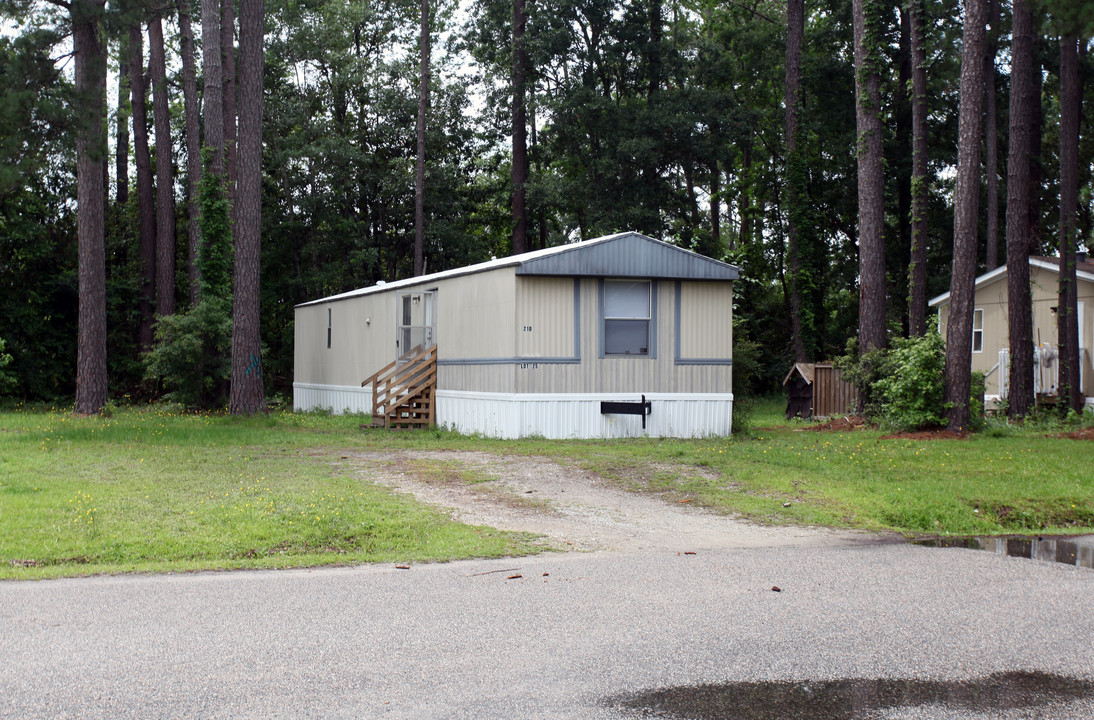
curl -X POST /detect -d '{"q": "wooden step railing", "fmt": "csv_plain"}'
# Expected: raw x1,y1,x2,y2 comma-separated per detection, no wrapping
361,345,437,429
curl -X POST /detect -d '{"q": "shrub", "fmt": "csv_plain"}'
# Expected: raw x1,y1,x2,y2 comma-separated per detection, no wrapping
872,329,948,431
835,337,888,418
143,296,232,407
0,337,14,395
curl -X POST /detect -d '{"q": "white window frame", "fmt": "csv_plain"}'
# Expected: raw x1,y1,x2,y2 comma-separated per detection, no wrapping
972,308,984,353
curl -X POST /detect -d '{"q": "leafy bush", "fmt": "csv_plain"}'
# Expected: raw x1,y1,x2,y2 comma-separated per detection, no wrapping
968,370,986,432
0,337,15,395
835,337,886,417
873,330,948,431
839,328,994,432
143,296,232,407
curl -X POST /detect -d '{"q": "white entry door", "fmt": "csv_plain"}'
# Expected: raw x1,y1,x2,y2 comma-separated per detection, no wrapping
396,290,436,364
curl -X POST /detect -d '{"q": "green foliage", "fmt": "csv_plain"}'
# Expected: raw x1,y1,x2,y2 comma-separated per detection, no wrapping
840,328,990,433
143,159,234,408
873,329,948,431
0,337,15,395
142,296,232,407
835,336,887,417
968,370,986,432
197,163,233,300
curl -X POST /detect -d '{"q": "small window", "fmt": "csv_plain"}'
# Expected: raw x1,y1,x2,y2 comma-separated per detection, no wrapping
972,308,983,353
327,308,332,349
604,280,651,356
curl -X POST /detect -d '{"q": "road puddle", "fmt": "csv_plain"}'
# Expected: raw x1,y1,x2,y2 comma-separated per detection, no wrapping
913,535,1094,569
613,671,1094,719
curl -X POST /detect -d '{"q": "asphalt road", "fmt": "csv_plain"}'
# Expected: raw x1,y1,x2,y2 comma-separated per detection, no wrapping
3,541,1093,719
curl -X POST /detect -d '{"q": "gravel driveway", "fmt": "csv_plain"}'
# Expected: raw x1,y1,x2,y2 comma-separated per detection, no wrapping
3,451,1093,719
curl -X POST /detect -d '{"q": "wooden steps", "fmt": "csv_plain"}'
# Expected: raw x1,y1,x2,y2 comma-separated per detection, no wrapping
362,345,437,429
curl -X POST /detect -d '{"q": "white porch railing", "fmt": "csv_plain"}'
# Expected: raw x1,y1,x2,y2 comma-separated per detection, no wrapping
997,345,1086,399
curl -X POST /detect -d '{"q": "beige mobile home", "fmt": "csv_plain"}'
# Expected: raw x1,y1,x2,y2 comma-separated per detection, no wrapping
929,255,1094,406
294,232,740,438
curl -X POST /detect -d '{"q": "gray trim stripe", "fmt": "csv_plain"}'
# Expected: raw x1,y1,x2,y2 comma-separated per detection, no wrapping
438,357,580,366
675,358,734,366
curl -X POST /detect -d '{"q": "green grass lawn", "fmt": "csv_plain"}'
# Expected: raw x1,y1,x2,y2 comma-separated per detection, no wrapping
2,399,1093,580
0,407,542,579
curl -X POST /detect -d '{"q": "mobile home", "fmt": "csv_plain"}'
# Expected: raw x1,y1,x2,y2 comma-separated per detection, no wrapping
294,232,740,438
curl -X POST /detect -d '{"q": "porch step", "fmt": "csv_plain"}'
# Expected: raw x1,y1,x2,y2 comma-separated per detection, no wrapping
361,346,437,430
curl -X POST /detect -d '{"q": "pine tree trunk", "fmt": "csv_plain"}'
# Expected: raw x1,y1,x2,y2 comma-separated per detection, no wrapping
202,0,224,177
1030,41,1044,254
785,0,807,362
230,0,264,415
982,0,1000,270
943,0,986,431
852,0,886,355
115,37,130,207
179,0,203,304
414,0,428,276
222,0,237,205
895,5,912,335
1058,34,1082,412
907,0,928,336
1006,0,1035,419
510,0,528,255
74,0,108,415
130,24,156,350
149,15,176,318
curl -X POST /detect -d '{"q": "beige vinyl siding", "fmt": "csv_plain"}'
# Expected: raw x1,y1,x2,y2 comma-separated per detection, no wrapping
514,361,733,394
437,269,517,360
678,281,733,359
294,295,396,386
297,268,735,397
516,277,576,358
438,364,516,393
513,279,733,395
937,266,1094,396
1030,266,1094,395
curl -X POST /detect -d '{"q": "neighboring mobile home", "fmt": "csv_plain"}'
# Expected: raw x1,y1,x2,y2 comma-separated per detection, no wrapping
929,255,1094,406
294,232,740,438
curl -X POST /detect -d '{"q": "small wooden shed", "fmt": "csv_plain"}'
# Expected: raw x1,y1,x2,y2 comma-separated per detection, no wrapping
294,232,741,439
783,363,858,420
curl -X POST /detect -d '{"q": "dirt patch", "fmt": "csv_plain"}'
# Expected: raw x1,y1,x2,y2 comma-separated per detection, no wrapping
803,416,871,432
1054,428,1094,440
336,450,856,553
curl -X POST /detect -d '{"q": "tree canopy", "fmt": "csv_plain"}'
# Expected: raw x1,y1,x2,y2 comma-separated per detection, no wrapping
0,0,1090,409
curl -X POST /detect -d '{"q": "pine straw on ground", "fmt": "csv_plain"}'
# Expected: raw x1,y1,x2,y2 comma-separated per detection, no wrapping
803,416,871,432
1054,428,1094,440
801,415,969,441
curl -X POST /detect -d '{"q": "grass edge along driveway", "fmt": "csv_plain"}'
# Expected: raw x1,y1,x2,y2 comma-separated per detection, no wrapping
2,403,1092,579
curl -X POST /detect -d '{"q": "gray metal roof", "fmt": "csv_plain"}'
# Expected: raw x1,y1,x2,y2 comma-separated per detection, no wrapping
515,232,740,280
297,232,739,308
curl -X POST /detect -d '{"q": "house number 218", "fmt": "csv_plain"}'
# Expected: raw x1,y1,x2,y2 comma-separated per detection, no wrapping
523,325,533,332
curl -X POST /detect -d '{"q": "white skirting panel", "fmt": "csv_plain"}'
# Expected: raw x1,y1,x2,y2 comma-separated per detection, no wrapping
293,382,373,415
436,391,733,439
